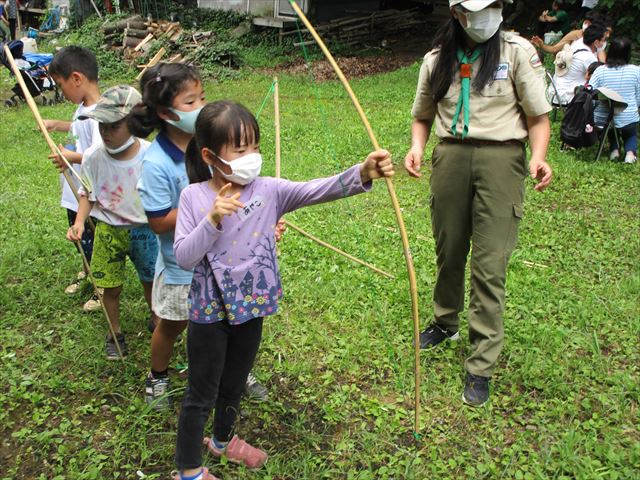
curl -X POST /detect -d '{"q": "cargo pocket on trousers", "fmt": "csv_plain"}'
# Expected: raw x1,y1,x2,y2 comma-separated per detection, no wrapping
504,203,524,257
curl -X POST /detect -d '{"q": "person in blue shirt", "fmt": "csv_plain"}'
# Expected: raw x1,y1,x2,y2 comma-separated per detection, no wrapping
131,63,272,409
588,37,640,164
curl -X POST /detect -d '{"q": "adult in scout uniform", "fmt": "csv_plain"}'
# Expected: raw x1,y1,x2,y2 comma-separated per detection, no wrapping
405,0,552,407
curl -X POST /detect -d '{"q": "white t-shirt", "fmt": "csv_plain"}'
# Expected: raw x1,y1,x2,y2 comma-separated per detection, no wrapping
582,0,598,9
60,103,101,211
78,139,151,227
553,47,597,104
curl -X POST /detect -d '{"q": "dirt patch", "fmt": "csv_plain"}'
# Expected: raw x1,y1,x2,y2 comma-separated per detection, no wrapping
267,54,418,81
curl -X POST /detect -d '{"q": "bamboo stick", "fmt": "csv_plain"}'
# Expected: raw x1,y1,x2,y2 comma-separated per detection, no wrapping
272,77,395,280
288,0,422,433
273,77,281,179
284,221,395,279
3,44,125,362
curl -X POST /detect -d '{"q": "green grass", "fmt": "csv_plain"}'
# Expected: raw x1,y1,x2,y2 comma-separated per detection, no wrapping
0,62,638,480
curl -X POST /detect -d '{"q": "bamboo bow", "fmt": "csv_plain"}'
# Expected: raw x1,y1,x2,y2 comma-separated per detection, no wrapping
287,0,422,433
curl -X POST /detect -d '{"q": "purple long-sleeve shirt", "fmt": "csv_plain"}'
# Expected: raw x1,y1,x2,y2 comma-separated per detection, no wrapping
174,164,371,324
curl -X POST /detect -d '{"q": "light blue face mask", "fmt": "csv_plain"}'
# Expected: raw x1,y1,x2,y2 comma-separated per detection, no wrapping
166,106,204,134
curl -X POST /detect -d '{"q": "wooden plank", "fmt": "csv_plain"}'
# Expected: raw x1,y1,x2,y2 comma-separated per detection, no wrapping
136,47,166,81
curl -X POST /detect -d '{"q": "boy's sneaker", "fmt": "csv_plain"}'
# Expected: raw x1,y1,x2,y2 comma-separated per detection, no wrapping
83,289,103,312
244,373,268,401
64,271,86,295
204,435,268,470
145,373,172,410
462,373,490,407
105,333,127,360
624,151,637,164
172,467,219,480
419,323,459,349
609,149,620,161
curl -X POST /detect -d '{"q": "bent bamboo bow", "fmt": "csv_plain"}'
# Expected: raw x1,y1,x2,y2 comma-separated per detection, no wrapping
287,0,422,433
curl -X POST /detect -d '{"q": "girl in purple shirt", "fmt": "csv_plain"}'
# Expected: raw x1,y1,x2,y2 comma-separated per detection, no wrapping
172,100,393,480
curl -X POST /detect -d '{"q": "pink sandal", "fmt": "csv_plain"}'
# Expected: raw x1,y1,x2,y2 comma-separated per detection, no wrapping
204,435,268,470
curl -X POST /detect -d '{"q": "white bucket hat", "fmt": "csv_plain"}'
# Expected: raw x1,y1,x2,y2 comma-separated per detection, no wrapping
449,0,512,12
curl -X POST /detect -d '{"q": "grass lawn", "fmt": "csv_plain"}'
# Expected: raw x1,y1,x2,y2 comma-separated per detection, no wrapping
0,62,638,479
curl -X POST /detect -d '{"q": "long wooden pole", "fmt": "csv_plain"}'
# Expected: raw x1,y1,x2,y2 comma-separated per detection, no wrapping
287,0,422,433
274,77,281,179
272,77,395,280
4,44,125,362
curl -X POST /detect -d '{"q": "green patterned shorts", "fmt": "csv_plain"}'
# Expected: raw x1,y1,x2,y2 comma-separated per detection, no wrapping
91,222,158,288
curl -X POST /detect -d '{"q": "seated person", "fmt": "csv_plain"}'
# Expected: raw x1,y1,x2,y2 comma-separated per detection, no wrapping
588,37,640,164
532,11,612,62
537,0,571,37
549,24,607,105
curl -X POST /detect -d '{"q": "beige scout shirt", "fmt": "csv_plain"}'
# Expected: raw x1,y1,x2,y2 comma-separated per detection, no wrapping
411,32,551,142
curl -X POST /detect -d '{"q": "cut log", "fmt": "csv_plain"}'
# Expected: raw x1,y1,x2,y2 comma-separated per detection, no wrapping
123,36,142,48
124,27,150,39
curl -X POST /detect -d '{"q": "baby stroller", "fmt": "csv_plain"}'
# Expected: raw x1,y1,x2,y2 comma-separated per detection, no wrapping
1,40,63,107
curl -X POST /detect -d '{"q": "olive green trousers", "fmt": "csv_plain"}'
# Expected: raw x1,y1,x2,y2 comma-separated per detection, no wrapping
430,141,527,378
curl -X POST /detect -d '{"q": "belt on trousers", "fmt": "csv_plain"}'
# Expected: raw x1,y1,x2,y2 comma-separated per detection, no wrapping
440,137,524,147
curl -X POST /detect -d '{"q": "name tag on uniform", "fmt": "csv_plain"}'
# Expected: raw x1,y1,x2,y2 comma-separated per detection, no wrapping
238,195,265,222
494,63,509,80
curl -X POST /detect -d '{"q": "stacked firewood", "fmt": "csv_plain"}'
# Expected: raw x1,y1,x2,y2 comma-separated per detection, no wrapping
282,8,426,46
101,15,218,76
102,15,183,50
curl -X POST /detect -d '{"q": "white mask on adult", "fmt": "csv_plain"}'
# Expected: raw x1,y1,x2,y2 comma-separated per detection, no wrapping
211,152,262,185
596,40,607,53
459,7,503,44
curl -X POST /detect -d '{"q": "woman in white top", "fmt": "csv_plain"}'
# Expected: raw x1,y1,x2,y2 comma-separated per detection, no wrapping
551,24,607,105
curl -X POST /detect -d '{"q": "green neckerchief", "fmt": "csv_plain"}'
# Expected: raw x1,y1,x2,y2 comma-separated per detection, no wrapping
451,46,484,139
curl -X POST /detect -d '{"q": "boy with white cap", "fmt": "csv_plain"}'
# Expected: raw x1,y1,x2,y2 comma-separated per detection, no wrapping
67,85,159,360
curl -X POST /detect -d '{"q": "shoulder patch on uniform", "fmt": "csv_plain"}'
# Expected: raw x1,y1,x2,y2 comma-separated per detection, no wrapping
424,48,440,60
502,32,534,49
530,52,542,68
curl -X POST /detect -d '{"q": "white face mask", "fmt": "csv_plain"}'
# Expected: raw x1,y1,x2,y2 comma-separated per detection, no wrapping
105,136,135,155
166,106,204,134
582,21,589,31
213,152,262,186
459,8,503,44
596,40,607,53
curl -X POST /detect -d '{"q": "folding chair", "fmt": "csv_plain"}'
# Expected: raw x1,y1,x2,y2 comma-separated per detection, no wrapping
545,70,568,122
593,87,628,162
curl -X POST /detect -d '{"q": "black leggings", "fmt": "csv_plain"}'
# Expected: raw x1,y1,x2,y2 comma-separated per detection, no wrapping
175,318,263,470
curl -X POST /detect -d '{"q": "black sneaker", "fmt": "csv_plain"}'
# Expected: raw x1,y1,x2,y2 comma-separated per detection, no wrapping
105,334,127,360
462,373,490,407
145,373,172,410
244,373,268,401
419,323,459,349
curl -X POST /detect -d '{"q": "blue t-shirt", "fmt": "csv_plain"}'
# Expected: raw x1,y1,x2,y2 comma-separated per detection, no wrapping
137,131,193,285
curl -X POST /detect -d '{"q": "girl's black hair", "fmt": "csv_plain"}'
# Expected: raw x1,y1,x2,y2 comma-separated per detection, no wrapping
587,61,603,77
605,37,632,67
128,62,201,138
185,101,261,184
429,15,502,103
